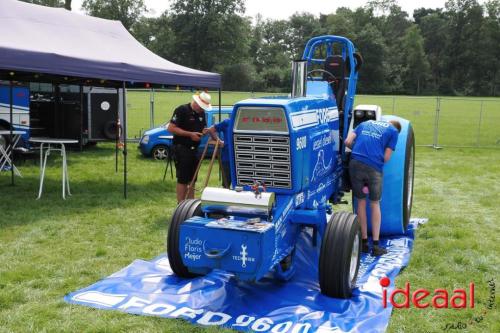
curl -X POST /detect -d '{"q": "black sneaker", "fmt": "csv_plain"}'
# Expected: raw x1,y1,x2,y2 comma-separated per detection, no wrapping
362,242,370,253
372,245,387,256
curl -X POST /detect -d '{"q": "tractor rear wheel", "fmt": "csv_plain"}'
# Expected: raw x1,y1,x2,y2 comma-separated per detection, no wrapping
319,212,361,298
167,199,203,278
402,126,415,230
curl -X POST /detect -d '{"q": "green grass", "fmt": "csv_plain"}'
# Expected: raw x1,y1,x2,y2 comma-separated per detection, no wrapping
1,91,499,332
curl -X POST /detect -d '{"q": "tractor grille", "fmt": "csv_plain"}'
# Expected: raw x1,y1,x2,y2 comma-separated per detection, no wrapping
234,134,291,189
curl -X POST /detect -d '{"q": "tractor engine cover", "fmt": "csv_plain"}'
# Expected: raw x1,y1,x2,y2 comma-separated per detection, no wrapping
201,187,275,216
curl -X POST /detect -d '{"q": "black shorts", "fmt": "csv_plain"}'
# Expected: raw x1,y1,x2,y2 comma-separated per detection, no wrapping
349,159,383,201
174,144,199,185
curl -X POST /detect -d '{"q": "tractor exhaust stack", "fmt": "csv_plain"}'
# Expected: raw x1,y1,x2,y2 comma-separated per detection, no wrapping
291,60,307,98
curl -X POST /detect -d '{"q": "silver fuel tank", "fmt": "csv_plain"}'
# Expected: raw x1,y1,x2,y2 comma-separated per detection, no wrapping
200,187,275,216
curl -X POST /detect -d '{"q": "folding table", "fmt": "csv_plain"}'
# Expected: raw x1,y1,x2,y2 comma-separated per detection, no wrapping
29,137,78,199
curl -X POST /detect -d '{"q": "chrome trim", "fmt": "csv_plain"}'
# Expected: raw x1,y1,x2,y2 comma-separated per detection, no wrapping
234,134,292,189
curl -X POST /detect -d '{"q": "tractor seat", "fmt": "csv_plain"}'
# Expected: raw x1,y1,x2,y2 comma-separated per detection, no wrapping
324,55,346,111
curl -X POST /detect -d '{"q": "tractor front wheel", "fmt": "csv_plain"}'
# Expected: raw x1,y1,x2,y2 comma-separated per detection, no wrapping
319,212,361,298
167,199,203,278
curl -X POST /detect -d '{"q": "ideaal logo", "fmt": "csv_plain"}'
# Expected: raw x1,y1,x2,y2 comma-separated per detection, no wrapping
380,277,475,309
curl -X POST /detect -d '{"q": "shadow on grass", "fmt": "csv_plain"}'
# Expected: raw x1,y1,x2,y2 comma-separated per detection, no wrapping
0,176,177,228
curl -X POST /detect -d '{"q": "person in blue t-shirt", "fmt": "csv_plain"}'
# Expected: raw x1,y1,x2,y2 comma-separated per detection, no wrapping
206,118,231,188
345,119,401,256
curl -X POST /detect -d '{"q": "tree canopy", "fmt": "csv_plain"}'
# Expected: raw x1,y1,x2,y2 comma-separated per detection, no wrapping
17,0,500,96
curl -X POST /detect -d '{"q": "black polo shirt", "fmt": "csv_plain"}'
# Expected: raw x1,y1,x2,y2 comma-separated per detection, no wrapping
170,103,207,147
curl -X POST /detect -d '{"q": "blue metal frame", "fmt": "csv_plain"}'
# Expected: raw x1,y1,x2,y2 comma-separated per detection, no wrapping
302,35,360,162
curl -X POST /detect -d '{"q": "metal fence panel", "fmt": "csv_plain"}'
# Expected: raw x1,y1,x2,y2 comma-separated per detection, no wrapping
125,90,500,148
438,98,482,147
479,100,500,147
356,96,437,146
127,90,151,139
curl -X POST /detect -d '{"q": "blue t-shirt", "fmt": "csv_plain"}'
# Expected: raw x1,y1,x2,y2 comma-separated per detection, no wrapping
351,120,399,172
214,118,230,162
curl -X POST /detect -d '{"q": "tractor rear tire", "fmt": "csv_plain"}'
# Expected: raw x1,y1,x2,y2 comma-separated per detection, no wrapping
167,199,203,278
319,212,361,298
402,126,415,230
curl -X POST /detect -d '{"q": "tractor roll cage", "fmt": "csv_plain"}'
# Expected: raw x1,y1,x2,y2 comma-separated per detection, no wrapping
302,35,360,162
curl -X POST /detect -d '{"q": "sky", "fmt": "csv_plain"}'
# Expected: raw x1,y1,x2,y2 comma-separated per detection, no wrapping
70,0,463,19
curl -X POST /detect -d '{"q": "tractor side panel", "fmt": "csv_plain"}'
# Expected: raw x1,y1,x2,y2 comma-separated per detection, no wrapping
179,217,275,281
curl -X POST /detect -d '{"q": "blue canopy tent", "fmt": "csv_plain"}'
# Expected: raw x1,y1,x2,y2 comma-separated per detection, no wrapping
0,0,221,196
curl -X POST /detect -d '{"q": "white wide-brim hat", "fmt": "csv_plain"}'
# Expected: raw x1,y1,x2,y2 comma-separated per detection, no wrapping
192,91,212,111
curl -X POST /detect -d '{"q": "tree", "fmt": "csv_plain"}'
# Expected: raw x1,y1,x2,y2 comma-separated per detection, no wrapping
168,0,251,72
221,62,261,91
82,0,147,31
319,7,366,40
132,13,175,60
366,0,397,16
19,0,65,7
288,13,321,58
401,26,430,94
480,0,500,95
247,18,292,91
374,5,412,93
353,24,388,94
444,0,484,95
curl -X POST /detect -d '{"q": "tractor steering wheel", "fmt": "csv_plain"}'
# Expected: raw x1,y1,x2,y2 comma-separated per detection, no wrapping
307,69,337,82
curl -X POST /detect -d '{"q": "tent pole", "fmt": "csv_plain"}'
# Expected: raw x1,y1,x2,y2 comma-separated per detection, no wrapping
122,82,128,199
218,88,221,122
150,88,154,128
9,81,14,185
218,88,222,183
115,87,119,173
79,85,84,151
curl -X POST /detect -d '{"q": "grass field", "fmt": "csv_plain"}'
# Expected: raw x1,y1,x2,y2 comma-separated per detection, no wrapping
125,90,500,148
0,91,499,332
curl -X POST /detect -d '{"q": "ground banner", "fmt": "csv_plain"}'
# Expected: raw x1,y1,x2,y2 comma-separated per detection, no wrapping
65,218,427,333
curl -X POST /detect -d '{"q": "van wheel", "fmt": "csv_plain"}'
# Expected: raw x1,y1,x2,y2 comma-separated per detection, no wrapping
319,212,361,298
167,199,203,278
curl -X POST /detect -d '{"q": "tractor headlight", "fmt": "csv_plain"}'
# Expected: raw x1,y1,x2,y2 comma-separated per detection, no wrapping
142,135,149,144
367,110,376,119
355,110,364,118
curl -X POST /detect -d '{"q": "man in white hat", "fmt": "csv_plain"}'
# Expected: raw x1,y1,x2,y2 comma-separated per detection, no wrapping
167,91,213,202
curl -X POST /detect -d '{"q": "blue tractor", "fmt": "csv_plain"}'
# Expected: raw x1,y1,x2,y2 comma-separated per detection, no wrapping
167,36,415,298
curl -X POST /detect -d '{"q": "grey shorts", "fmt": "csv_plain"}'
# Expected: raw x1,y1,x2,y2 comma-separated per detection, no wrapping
349,159,383,201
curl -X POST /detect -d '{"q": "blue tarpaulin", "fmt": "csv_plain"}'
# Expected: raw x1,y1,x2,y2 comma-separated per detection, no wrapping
65,219,427,333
